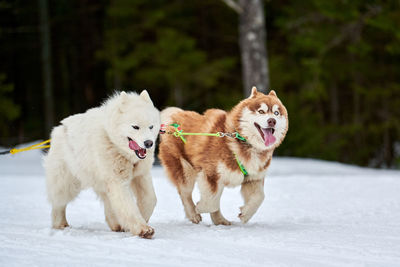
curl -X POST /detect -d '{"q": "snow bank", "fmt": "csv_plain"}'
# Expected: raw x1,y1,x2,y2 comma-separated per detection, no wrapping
1,148,399,266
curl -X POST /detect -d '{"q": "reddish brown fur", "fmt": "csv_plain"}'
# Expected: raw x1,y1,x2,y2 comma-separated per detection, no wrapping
158,88,288,224
160,110,244,193
159,91,287,187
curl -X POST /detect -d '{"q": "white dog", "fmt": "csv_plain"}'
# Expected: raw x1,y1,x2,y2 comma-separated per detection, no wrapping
44,90,160,238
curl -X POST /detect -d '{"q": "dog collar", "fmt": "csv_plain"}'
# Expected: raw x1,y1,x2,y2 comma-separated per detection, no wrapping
234,152,248,176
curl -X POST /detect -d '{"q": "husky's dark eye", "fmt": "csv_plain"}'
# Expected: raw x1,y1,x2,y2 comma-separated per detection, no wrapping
274,111,280,116
258,110,265,114
132,125,140,130
149,125,154,129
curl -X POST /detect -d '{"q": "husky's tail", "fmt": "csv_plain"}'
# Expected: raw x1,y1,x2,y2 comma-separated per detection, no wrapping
161,107,183,125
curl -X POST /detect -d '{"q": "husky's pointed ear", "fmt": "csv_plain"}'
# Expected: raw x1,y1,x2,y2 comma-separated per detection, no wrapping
248,86,258,98
269,90,277,97
140,90,152,104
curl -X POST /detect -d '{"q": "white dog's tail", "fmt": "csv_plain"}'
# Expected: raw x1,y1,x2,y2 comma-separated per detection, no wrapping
161,107,183,125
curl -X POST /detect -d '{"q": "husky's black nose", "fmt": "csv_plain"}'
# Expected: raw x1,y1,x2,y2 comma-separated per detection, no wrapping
144,140,153,148
268,118,276,127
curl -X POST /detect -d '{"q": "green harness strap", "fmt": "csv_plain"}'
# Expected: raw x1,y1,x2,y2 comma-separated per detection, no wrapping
234,153,249,176
168,123,249,177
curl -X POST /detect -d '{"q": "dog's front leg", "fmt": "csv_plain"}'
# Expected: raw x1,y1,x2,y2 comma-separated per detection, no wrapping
130,173,157,223
106,179,154,238
239,178,265,223
97,192,123,232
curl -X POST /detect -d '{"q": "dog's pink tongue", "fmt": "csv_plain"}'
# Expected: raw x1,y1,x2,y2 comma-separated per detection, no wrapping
129,139,140,150
262,128,276,147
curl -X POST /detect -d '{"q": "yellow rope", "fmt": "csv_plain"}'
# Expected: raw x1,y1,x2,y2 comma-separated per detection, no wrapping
9,139,51,155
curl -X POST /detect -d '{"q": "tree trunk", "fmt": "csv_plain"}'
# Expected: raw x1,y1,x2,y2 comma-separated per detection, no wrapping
38,0,54,135
238,0,270,96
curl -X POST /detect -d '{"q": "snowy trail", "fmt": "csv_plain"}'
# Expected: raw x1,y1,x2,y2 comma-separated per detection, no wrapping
1,148,400,266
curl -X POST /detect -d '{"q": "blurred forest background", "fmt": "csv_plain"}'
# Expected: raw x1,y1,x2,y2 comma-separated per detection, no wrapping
0,0,399,168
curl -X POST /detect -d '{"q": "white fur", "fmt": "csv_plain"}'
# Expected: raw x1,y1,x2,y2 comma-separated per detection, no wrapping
161,107,183,125
195,171,231,225
258,103,269,113
227,141,270,178
272,104,279,113
239,179,265,223
239,107,288,151
44,91,160,238
217,162,244,187
195,172,223,214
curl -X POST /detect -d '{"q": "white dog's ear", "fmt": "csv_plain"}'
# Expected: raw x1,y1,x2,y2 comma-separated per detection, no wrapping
120,91,128,104
118,91,130,113
269,90,277,97
140,90,152,104
248,86,258,98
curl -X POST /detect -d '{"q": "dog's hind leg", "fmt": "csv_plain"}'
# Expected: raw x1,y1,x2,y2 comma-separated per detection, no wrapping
159,135,201,223
45,159,81,229
178,179,202,224
160,147,201,223
45,126,81,229
176,158,201,224
130,173,157,223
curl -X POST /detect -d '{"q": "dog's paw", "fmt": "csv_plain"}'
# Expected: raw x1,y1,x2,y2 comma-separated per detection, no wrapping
238,213,248,224
189,213,202,224
210,211,231,226
110,224,124,232
53,222,69,229
238,206,251,224
138,225,155,239
213,217,232,226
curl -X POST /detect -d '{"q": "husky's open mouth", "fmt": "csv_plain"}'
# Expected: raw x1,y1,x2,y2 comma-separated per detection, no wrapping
128,137,147,159
254,122,276,147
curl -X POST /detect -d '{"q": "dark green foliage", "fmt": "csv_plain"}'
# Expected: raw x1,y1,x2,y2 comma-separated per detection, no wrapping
97,0,238,110
268,0,400,167
0,73,20,138
0,0,398,167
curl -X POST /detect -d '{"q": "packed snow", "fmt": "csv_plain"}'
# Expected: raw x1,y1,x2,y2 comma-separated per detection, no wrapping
1,144,400,266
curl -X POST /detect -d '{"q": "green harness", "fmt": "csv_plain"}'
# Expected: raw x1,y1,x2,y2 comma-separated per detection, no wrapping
234,153,249,176
164,123,249,177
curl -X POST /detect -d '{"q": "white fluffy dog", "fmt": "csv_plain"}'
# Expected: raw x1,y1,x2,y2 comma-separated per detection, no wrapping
44,90,160,238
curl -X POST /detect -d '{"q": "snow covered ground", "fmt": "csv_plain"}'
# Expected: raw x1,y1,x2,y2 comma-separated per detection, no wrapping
1,146,400,266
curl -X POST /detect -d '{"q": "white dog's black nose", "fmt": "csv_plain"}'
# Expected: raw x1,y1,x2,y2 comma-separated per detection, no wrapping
144,140,153,148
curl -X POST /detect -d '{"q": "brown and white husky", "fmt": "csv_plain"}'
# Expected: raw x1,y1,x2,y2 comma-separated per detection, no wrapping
159,87,288,225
